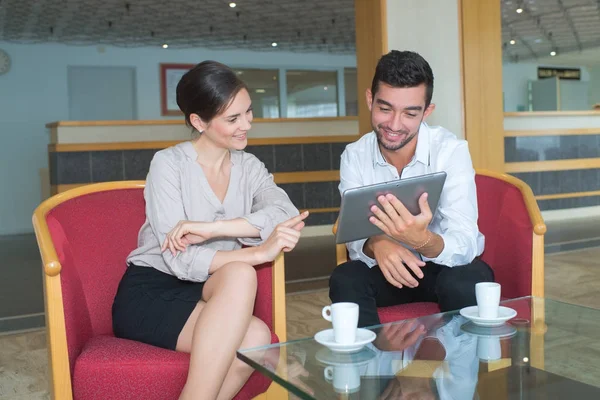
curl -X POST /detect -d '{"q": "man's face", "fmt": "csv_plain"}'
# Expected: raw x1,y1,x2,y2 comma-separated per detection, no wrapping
367,83,434,151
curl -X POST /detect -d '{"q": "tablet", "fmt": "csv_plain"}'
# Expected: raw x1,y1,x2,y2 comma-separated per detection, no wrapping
335,172,447,244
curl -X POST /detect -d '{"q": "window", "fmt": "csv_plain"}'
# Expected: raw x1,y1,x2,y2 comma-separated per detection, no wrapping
286,70,338,117
232,68,280,118
344,68,358,116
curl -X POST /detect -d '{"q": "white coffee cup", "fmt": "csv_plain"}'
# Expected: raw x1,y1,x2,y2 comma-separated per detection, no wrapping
322,302,359,344
324,365,361,393
475,282,501,318
477,336,501,362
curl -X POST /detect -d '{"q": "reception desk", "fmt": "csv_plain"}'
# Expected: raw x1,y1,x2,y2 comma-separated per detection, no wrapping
46,117,359,227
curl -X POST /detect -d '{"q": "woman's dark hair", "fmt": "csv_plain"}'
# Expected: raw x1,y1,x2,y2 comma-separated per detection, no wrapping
176,60,247,128
370,50,434,108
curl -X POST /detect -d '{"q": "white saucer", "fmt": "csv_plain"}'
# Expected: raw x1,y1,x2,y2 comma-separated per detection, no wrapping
459,306,517,327
315,347,377,366
460,321,517,338
314,328,377,353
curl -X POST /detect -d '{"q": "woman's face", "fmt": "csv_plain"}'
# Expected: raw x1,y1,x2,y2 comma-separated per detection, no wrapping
195,88,253,151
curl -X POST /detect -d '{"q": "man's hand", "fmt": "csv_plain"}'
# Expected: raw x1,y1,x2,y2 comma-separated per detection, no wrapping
373,320,425,352
368,236,426,288
369,192,433,248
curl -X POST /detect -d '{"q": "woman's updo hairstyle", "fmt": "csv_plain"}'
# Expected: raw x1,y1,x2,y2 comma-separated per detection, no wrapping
176,60,247,130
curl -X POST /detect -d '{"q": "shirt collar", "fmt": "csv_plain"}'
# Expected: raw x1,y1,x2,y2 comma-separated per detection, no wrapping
182,140,238,165
371,122,431,167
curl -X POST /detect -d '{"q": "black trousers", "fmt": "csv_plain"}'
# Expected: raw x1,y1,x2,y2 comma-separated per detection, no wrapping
329,258,494,327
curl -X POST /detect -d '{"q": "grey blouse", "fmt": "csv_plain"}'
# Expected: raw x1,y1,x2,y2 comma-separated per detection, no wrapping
127,141,299,282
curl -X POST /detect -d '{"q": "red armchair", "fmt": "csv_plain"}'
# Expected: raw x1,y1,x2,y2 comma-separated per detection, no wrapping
333,169,546,323
33,181,287,400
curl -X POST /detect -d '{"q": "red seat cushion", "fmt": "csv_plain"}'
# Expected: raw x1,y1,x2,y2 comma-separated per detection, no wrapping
377,302,442,324
73,334,278,400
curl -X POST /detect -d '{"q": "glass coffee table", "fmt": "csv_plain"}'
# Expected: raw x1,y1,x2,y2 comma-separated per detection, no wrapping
238,297,600,399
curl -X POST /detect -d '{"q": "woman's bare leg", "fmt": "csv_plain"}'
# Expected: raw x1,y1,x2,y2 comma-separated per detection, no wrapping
176,262,259,400
215,316,271,400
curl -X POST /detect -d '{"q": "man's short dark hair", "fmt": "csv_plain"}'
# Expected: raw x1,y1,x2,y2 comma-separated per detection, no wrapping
370,50,434,108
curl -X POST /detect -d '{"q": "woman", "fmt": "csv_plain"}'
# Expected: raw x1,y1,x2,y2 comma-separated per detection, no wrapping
112,60,308,400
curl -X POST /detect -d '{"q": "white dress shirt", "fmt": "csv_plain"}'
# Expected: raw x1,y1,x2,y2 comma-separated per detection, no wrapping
339,122,484,267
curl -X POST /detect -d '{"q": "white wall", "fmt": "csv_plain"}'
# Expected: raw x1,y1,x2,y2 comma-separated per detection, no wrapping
0,42,355,235
386,0,463,139
502,62,591,112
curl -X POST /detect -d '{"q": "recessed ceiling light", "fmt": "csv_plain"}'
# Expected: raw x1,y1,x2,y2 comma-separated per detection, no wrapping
323,86,328,90
162,44,168,49
271,42,278,47
255,89,266,93
229,2,236,8
516,8,523,13
550,51,557,56
510,39,516,45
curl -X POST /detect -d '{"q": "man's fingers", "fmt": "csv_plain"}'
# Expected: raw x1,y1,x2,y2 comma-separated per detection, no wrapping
404,259,425,279
405,324,426,347
281,211,309,228
418,192,432,219
370,203,395,229
369,215,391,236
386,193,414,221
378,195,401,221
388,265,412,288
394,263,419,288
381,265,403,288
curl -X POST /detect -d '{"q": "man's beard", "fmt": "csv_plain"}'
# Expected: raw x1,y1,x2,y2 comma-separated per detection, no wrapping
373,123,418,151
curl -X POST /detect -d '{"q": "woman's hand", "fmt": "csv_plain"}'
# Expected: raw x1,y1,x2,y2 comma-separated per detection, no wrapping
161,221,218,256
256,211,309,263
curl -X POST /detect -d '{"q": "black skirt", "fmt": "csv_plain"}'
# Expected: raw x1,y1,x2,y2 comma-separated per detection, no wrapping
112,263,205,350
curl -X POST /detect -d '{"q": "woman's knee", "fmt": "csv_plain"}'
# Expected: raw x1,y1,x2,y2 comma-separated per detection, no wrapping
215,262,257,291
241,317,271,350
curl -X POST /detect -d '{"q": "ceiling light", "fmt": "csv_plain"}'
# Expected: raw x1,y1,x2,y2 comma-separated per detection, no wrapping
255,89,266,93
516,8,523,13
510,39,516,45
550,51,556,56
162,44,168,49
271,42,278,47
229,2,236,8
323,86,328,90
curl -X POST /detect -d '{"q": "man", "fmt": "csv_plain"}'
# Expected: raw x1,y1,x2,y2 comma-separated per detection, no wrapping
330,50,494,327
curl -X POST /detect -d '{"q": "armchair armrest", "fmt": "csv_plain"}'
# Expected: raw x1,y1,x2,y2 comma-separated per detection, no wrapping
332,218,349,266
254,253,287,343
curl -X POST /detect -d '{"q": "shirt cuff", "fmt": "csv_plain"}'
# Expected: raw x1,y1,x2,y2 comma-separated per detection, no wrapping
239,213,274,245
349,238,377,268
184,246,217,282
422,233,459,267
